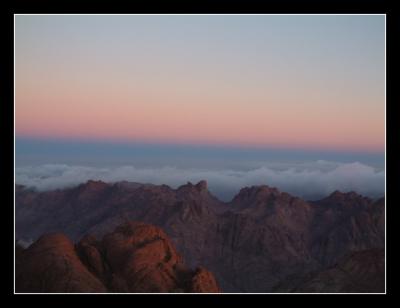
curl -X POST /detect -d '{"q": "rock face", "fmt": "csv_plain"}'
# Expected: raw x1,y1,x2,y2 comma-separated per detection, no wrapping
15,181,385,292
309,192,385,266
273,248,385,293
15,233,106,293
16,221,220,293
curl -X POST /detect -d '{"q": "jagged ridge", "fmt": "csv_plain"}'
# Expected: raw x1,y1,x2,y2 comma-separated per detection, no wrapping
15,180,385,292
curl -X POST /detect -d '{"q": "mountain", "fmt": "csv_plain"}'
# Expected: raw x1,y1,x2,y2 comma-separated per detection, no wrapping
15,180,385,292
16,221,220,293
273,248,385,293
309,191,385,266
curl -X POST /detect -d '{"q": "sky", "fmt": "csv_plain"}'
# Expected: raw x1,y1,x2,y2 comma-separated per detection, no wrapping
14,15,385,200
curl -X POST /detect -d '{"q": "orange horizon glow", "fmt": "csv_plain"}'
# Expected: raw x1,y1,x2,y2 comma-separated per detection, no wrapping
15,94,384,153
15,92,384,153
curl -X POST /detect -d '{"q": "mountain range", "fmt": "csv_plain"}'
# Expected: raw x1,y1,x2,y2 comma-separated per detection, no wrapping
15,180,385,293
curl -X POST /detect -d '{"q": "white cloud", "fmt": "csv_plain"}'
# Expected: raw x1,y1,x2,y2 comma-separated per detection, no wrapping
15,161,385,201
16,238,34,248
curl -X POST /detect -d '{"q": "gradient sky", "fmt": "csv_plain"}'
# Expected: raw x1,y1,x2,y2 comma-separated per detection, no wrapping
15,15,385,152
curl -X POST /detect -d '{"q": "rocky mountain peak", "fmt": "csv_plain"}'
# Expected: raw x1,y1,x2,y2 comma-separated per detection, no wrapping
16,221,220,293
178,180,208,192
231,185,281,206
195,180,208,191
84,180,108,190
329,190,361,199
74,180,109,196
176,180,212,199
319,190,372,208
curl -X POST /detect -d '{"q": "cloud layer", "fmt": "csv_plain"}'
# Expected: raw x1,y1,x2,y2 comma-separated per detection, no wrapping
15,161,385,201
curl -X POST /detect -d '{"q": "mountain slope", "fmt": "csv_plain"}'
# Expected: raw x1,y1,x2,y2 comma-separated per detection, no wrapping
273,248,385,293
16,221,220,293
15,180,385,292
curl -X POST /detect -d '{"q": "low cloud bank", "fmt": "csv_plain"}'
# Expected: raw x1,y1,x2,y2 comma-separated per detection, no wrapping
15,161,385,201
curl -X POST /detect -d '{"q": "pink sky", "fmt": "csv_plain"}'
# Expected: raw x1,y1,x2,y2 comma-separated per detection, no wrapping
15,15,385,153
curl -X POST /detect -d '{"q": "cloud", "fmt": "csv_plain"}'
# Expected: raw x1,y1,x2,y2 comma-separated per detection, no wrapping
16,238,34,249
15,161,385,201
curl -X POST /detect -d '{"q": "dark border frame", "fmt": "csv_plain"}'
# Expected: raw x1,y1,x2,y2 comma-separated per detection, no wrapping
2,0,397,302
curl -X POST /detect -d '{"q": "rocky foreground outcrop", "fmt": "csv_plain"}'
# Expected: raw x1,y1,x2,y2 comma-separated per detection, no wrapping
16,180,385,292
15,222,220,293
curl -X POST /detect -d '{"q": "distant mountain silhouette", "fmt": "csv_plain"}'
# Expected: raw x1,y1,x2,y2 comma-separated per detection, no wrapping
15,180,385,293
